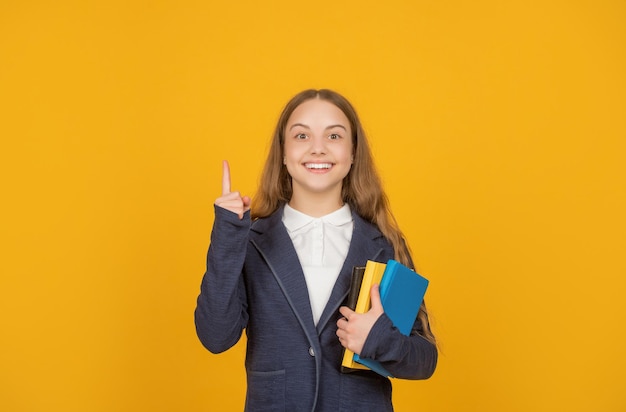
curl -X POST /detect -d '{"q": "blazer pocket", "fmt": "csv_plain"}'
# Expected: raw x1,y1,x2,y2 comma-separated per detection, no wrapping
245,369,286,412
339,372,393,412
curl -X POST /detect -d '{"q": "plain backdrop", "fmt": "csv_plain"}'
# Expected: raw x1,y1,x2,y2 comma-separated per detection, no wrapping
1,1,625,411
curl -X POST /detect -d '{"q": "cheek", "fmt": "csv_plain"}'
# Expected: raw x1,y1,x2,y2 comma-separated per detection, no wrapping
284,150,299,163
283,145,305,169
283,143,296,161
338,144,354,162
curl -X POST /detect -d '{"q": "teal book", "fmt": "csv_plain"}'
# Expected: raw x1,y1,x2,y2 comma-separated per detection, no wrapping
353,259,429,378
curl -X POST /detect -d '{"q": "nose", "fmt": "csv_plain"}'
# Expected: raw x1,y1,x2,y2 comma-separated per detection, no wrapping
310,135,327,155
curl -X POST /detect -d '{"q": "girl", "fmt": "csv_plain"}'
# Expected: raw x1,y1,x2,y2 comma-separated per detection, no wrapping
195,89,437,412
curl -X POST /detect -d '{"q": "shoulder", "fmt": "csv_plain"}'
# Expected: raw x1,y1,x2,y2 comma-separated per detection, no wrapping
351,212,395,262
250,206,284,235
352,211,385,241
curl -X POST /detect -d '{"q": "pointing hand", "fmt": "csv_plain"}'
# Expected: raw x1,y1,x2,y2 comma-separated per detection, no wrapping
214,160,251,219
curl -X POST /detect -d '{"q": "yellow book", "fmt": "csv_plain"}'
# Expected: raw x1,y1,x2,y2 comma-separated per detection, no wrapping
341,260,387,371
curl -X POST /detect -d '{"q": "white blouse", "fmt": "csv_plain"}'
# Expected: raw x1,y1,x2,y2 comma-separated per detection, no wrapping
282,204,354,325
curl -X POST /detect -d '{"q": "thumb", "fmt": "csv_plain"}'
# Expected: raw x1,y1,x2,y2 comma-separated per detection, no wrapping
369,284,383,313
242,195,251,212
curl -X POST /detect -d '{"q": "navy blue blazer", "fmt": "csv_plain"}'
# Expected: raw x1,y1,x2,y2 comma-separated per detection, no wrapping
195,205,437,412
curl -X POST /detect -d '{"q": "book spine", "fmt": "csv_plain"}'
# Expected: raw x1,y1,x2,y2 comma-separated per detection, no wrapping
341,260,386,371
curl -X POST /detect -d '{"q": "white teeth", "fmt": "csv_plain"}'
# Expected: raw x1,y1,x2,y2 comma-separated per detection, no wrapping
305,163,332,169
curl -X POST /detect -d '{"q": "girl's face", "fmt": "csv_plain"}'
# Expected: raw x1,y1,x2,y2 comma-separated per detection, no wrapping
283,98,353,203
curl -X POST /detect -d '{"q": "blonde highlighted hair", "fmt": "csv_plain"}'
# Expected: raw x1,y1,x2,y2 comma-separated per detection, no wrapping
252,89,435,344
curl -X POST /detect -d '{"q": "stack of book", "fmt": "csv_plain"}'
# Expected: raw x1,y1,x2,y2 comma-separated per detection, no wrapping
340,260,429,377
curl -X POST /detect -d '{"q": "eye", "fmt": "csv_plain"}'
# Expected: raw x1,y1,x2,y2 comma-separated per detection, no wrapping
295,133,308,140
328,133,341,140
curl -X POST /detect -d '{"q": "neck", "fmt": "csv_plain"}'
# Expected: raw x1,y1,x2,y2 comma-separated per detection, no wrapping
289,189,344,218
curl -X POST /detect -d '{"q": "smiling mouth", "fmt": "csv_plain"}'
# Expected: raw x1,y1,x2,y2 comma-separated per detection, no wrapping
305,163,333,170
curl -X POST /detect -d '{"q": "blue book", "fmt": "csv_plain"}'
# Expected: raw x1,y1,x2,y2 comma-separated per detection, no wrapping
353,260,429,377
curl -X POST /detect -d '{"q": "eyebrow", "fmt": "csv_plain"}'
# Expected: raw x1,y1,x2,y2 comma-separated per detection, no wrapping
288,123,348,131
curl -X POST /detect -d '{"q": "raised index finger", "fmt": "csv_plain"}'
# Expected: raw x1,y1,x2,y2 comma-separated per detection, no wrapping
222,160,231,195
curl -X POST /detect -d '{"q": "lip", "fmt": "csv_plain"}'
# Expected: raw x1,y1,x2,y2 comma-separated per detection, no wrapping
304,162,333,168
303,162,334,173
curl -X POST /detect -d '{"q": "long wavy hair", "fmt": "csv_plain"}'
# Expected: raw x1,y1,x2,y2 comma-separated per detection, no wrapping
252,89,435,344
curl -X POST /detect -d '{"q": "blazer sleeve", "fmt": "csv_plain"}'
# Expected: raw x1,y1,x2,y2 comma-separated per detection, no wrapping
358,309,438,380
194,205,250,354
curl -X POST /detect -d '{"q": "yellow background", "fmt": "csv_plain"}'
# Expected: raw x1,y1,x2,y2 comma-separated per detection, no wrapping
1,1,625,411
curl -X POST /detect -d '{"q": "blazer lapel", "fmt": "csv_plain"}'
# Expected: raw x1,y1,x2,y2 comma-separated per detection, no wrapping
249,208,317,333
250,207,390,337
316,212,387,334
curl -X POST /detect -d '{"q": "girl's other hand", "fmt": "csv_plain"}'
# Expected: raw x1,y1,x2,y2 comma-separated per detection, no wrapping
215,160,251,219
336,284,384,355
